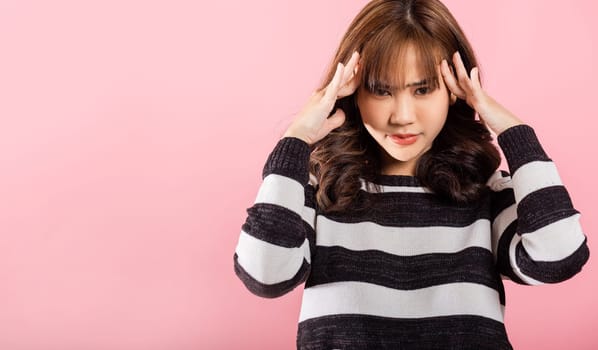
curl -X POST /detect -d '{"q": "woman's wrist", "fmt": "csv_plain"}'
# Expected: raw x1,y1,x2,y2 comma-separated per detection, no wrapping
282,128,311,145
477,96,525,136
494,119,525,136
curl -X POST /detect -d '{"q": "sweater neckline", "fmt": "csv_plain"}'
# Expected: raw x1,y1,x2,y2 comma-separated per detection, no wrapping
371,174,421,187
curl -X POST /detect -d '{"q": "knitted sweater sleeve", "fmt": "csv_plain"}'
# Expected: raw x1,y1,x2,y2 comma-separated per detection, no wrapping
233,137,317,298
488,124,590,285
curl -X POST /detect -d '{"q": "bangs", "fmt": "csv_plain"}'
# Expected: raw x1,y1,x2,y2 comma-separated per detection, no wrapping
360,27,443,92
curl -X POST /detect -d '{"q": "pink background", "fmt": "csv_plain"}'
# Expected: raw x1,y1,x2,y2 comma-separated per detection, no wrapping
0,1,596,349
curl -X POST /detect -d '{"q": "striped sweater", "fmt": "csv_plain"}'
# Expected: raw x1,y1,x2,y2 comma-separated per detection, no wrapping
233,124,589,349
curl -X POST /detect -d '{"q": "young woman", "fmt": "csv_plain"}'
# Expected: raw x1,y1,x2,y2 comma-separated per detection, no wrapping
233,0,590,348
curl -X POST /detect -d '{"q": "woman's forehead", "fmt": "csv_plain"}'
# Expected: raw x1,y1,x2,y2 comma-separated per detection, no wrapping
365,54,440,87
361,39,443,87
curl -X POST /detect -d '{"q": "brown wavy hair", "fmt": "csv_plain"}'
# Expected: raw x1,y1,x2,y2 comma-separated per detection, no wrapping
309,0,501,213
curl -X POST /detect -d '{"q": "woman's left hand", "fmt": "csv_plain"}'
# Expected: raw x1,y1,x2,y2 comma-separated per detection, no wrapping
440,51,524,136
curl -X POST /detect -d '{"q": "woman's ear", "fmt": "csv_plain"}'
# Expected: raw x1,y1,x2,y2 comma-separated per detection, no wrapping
450,92,457,105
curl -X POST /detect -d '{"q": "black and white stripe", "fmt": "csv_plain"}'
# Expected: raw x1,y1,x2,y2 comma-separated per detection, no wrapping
233,125,589,348
298,314,512,349
305,245,504,302
488,159,589,285
234,137,318,298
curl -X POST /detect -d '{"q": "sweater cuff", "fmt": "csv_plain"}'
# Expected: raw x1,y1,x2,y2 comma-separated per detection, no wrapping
262,137,311,184
497,124,551,173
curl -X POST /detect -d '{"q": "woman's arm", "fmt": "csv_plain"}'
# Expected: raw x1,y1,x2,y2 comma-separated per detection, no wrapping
233,137,317,298
488,125,589,284
234,51,362,297
441,52,589,284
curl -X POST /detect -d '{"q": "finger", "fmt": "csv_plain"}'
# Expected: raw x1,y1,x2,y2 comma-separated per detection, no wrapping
311,108,346,142
440,59,465,98
470,67,482,92
338,75,360,98
341,63,354,87
338,59,361,98
323,63,345,102
347,51,360,67
338,53,359,94
452,51,475,94
323,109,346,133
342,51,360,82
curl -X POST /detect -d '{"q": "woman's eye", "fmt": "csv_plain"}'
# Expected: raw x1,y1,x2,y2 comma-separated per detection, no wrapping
414,87,430,95
373,87,391,96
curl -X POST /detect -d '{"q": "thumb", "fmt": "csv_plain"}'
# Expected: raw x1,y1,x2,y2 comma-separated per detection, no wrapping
322,108,346,134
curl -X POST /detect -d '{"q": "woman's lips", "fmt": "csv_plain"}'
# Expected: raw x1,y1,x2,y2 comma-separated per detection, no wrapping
389,134,419,145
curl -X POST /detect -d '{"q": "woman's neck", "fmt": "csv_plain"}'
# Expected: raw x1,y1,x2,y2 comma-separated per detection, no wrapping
380,156,416,176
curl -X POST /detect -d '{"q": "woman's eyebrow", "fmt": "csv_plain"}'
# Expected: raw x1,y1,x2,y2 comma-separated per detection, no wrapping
404,79,431,88
370,77,434,90
369,81,395,90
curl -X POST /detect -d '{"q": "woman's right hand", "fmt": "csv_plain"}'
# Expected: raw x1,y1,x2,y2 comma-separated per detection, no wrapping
283,51,361,145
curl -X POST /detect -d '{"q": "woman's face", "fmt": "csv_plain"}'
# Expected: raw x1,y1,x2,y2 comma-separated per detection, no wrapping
356,46,451,176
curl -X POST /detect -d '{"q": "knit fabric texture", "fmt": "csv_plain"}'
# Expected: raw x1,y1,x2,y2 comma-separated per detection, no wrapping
234,125,589,349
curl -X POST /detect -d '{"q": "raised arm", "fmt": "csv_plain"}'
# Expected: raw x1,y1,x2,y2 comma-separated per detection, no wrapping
234,51,362,297
488,125,589,284
233,137,316,298
441,51,589,284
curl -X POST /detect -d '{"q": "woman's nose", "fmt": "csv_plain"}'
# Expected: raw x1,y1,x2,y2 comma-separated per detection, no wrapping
389,95,415,125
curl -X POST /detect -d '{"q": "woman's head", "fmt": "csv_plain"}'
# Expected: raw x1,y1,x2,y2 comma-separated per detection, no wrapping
334,0,476,94
356,42,452,176
310,0,500,212
344,0,474,175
